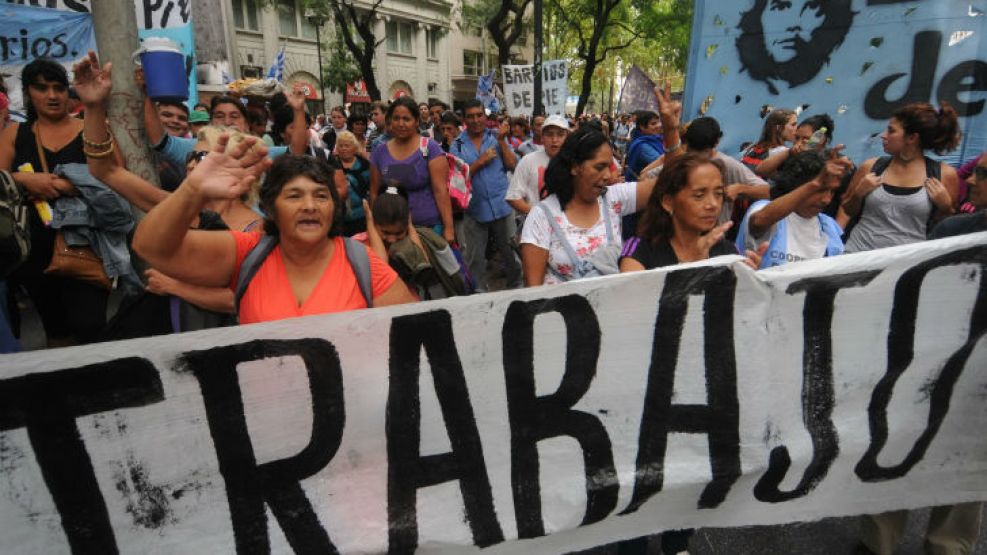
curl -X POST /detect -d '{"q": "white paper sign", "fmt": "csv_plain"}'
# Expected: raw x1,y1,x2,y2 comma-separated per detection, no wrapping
1,234,986,553
502,60,568,116
132,0,190,30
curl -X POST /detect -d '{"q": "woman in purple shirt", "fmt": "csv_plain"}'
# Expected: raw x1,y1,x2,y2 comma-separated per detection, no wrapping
369,97,454,244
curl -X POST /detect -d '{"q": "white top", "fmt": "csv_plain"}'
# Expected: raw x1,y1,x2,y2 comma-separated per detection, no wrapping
506,149,551,206
744,203,828,263
520,181,637,284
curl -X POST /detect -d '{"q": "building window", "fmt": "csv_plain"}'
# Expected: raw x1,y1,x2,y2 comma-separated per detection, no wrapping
386,20,414,54
278,0,298,37
426,28,440,59
463,50,482,76
300,10,318,39
232,0,259,31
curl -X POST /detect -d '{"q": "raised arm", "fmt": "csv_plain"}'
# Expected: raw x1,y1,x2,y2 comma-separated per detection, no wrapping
74,51,167,212
133,134,271,287
655,80,682,161
132,67,167,148
285,84,310,155
750,153,853,237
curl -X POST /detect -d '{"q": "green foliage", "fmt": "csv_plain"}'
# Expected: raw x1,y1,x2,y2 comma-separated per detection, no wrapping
545,0,692,113
321,33,363,94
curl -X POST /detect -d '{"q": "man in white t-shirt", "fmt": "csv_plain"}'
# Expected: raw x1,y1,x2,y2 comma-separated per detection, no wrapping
736,149,852,268
506,115,569,218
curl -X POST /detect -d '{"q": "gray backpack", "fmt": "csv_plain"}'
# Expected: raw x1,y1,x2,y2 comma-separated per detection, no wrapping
234,235,373,320
0,170,30,280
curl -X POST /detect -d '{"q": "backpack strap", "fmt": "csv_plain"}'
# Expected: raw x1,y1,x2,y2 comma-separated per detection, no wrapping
343,236,373,308
537,202,589,279
419,136,429,159
234,234,279,316
924,156,942,180
870,155,893,176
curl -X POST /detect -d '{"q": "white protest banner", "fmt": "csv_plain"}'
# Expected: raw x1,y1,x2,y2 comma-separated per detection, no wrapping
1,234,986,553
502,60,568,116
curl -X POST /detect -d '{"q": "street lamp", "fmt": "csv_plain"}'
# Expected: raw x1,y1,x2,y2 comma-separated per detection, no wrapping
306,9,328,116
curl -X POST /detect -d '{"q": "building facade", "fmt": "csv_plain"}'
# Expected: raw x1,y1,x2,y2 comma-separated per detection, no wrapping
195,0,530,113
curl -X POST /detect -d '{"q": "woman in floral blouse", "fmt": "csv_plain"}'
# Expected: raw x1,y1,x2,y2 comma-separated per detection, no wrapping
520,127,655,285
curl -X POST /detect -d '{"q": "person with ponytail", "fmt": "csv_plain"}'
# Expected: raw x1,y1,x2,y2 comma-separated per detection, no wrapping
840,102,960,253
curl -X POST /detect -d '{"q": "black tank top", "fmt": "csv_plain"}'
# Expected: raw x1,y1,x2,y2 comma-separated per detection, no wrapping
12,121,86,173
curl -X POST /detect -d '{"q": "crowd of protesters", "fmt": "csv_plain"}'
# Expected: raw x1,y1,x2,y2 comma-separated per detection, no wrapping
0,51,984,553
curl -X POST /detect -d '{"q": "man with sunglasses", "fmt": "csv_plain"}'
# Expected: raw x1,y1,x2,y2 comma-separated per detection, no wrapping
930,156,987,238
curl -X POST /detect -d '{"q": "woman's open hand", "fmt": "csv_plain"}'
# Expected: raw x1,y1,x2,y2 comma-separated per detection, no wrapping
187,134,270,200
72,50,113,107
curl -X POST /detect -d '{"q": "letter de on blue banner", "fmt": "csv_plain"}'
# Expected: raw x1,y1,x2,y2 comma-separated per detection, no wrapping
0,3,96,113
683,0,987,166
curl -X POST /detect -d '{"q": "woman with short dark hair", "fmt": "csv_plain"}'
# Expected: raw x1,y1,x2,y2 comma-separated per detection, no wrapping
0,57,114,346
133,143,416,324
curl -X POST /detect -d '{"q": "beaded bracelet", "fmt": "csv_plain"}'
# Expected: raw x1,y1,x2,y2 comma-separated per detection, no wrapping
84,140,115,159
82,130,113,149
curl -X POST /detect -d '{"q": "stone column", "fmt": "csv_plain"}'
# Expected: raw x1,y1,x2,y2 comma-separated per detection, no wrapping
415,22,428,100
374,15,389,99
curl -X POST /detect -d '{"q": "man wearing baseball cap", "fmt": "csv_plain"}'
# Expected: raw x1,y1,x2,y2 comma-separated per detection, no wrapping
506,114,570,218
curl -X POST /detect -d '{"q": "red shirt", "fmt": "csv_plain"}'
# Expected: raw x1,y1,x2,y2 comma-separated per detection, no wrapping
229,232,398,324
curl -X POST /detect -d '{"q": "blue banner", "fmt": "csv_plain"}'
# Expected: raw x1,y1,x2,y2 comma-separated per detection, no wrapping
684,0,987,166
134,0,197,107
0,3,96,113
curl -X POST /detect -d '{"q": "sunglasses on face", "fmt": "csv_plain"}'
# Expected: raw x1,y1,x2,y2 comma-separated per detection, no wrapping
186,150,209,165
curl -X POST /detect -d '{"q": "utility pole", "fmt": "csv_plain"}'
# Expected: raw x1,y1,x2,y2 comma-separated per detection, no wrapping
90,0,160,186
532,0,543,115
306,10,329,116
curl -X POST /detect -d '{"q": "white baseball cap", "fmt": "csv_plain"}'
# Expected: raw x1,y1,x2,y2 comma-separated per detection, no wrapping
542,114,570,131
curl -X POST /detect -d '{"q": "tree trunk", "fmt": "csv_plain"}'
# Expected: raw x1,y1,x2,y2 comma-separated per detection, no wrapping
91,0,159,187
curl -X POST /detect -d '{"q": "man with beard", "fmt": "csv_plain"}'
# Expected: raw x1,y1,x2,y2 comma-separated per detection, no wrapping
736,0,855,94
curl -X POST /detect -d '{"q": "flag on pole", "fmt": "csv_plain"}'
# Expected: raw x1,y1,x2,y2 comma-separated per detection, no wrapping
616,65,660,115
476,69,501,113
266,43,286,82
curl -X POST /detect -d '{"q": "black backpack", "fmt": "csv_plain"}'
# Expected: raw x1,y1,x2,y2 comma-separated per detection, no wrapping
0,170,30,279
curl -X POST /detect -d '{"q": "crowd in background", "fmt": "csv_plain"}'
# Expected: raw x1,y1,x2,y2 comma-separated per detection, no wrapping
0,50,984,554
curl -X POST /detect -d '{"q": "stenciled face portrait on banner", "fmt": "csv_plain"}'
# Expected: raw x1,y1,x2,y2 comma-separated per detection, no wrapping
736,0,856,94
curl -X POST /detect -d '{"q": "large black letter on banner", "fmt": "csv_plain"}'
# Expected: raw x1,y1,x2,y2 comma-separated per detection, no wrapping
622,266,740,515
0,358,163,554
856,246,987,481
387,310,504,551
754,271,880,503
179,339,344,554
503,295,617,539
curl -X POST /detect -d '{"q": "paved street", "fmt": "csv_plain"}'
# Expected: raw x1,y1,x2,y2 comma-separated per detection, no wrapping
578,507,987,554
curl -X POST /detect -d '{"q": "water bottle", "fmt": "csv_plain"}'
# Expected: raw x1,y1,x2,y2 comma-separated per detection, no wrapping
805,127,828,150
